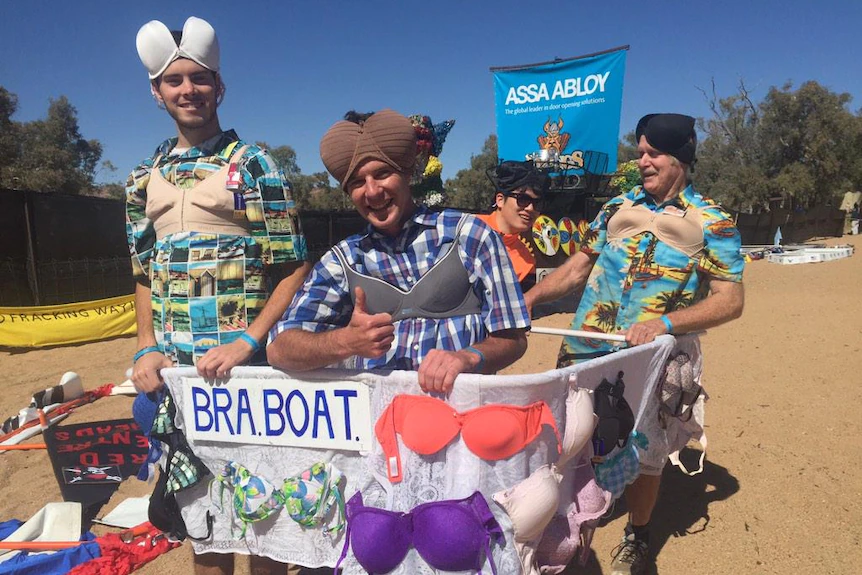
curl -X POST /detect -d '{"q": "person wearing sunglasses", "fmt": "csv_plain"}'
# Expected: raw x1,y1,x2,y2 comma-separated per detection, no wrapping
478,160,550,290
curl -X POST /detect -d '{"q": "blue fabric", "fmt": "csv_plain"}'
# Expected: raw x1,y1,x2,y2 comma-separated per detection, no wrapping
0,533,99,575
273,208,530,370
0,520,23,539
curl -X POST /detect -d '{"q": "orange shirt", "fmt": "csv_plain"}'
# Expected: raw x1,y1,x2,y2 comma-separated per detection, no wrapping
477,212,535,282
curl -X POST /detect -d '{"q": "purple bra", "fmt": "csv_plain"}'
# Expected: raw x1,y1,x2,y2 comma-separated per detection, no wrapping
336,491,504,574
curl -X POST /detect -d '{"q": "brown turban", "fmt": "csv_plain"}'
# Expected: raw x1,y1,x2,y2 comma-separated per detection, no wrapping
320,109,417,190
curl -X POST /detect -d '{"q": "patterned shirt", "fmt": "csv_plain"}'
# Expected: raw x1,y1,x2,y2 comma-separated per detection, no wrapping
126,130,307,367
558,185,744,366
272,207,530,370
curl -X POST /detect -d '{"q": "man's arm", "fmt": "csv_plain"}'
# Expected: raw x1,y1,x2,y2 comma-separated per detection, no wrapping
625,279,745,346
417,328,528,394
196,261,311,378
131,282,172,392
524,251,596,315
267,287,395,371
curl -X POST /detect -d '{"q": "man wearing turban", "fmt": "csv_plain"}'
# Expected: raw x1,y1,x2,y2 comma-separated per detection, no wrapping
525,113,745,574
268,109,530,393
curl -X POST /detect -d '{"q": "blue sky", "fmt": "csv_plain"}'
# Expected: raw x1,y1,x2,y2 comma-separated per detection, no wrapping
2,1,860,184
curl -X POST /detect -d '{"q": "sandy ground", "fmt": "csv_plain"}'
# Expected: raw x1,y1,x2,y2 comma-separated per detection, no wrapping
1,235,860,575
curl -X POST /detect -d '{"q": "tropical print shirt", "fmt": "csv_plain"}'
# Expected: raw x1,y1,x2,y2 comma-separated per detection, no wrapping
558,185,744,367
125,130,307,367
273,208,530,371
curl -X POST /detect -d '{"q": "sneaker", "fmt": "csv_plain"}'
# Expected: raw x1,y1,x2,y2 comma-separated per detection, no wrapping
610,532,649,575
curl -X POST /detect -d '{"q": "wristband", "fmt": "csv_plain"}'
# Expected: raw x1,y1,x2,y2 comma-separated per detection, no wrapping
464,346,485,371
239,332,261,353
660,315,674,334
134,346,161,363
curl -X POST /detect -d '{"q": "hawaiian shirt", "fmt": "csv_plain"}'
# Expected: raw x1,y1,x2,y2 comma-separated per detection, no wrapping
125,130,307,366
272,207,530,370
558,185,744,367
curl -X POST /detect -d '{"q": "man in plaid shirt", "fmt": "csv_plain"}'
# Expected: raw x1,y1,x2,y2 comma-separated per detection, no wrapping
268,110,530,393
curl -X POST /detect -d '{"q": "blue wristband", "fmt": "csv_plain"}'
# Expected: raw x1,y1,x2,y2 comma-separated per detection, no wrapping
464,346,485,371
239,332,261,353
660,315,674,334
134,346,161,363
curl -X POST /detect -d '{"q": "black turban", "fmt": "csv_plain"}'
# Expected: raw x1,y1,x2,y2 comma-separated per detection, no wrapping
635,113,697,166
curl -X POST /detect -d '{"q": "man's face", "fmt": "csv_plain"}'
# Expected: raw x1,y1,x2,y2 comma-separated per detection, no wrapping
637,136,687,200
152,58,220,130
345,160,415,236
495,187,542,234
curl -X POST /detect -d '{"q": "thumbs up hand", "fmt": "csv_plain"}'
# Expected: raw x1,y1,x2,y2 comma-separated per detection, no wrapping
345,287,395,358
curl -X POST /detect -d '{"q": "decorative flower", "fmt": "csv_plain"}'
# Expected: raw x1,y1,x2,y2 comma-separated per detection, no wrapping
424,191,445,207
424,156,443,178
408,114,455,202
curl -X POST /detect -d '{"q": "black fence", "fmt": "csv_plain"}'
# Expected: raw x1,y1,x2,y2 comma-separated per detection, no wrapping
0,189,367,307
732,205,846,245
0,188,847,307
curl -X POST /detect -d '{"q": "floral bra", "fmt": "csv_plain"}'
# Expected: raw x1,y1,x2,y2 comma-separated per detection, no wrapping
211,460,345,537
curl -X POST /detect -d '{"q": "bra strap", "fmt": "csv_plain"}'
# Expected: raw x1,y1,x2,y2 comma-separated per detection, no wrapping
539,402,563,454
374,399,404,483
334,492,362,572
471,492,504,575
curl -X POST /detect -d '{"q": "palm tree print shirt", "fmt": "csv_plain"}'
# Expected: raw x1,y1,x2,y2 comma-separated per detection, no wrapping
557,185,744,367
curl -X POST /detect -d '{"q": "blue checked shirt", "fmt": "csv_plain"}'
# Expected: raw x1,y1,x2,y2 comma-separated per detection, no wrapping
272,207,530,370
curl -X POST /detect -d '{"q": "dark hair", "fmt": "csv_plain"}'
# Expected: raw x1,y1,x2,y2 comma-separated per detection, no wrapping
343,110,375,125
152,29,219,87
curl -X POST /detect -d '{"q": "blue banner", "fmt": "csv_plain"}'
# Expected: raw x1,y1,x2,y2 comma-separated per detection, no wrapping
492,46,628,174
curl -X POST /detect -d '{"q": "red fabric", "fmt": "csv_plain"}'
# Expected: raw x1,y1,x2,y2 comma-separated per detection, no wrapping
68,522,180,575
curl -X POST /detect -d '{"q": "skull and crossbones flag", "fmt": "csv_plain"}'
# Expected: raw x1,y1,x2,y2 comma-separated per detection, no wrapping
44,418,149,525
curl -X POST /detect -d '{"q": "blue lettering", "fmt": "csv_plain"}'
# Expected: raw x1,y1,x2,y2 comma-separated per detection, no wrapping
212,388,235,435
236,389,257,436
192,387,213,431
286,390,309,437
313,390,334,439
334,389,358,440
263,389,285,436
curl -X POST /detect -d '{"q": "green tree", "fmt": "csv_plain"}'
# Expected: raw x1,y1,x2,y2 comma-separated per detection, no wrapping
617,131,638,163
292,172,353,211
0,87,19,187
5,95,102,194
695,80,862,211
445,134,498,211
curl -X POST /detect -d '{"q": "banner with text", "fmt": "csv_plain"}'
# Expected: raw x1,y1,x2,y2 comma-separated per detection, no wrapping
183,376,373,451
0,294,136,348
492,46,628,172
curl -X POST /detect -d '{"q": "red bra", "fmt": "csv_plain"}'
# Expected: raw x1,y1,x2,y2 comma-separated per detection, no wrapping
375,395,561,483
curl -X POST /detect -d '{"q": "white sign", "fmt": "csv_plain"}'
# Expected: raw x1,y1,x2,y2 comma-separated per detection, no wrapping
181,377,372,451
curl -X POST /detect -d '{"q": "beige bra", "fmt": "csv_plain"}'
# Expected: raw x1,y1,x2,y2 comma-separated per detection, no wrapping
606,197,704,257
145,145,252,240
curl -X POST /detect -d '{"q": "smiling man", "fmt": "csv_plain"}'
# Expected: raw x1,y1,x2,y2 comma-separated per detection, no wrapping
268,109,530,393
525,113,745,574
125,16,310,575
478,160,549,291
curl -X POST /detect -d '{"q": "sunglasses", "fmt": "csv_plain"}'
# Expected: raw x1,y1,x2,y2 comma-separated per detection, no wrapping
506,192,543,209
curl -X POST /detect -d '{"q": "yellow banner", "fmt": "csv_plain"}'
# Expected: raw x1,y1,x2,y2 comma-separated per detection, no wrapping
0,294,136,348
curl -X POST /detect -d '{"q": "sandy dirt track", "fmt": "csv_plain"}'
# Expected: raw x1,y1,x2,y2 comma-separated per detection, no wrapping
1,235,860,575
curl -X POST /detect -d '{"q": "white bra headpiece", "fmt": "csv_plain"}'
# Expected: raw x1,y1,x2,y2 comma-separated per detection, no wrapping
136,16,220,80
